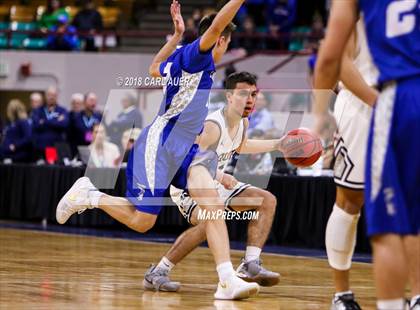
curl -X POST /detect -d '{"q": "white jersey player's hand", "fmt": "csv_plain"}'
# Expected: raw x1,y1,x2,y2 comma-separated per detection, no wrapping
221,173,238,190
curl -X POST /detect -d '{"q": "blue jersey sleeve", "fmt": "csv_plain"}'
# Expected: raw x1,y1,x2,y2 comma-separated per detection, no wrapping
181,38,214,73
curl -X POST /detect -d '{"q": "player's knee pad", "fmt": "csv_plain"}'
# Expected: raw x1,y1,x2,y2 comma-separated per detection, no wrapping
325,204,360,270
190,149,218,179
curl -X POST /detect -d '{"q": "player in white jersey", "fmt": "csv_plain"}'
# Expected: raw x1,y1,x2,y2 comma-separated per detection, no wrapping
143,72,283,294
326,20,379,310
314,1,420,309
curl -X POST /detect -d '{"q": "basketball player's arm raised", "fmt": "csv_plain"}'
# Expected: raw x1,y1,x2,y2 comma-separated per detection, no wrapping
236,119,283,154
199,0,244,52
313,0,358,114
340,31,378,106
149,0,184,77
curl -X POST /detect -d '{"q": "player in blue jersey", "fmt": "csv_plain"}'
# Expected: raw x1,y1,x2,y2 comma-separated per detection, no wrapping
56,0,261,300
313,1,420,309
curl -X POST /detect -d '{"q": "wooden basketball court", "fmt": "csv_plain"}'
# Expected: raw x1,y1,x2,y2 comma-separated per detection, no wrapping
0,228,376,309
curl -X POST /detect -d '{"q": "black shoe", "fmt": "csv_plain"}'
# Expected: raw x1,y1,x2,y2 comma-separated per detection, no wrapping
331,293,362,310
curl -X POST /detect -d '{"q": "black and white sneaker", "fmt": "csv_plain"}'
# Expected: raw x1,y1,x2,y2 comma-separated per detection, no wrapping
331,293,362,310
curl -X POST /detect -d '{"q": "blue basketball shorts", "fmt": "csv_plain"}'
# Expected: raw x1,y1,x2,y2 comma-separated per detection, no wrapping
125,117,218,215
365,76,420,236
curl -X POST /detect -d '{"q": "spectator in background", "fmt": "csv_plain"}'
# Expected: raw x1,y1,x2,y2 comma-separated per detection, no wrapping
183,17,197,44
30,92,44,112
307,44,318,85
88,123,120,168
266,22,282,50
267,0,295,32
245,0,265,29
307,14,324,47
67,92,84,155
0,99,32,163
120,127,141,163
107,93,143,146
248,92,275,135
239,15,264,52
46,14,80,51
70,92,102,153
191,8,203,27
39,0,69,31
70,93,84,114
234,129,273,175
31,86,69,160
72,0,103,51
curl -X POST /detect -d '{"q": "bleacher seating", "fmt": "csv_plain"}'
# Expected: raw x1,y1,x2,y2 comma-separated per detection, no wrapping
10,5,36,23
98,6,121,29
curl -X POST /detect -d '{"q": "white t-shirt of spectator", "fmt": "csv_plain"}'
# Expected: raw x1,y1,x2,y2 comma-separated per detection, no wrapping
89,141,120,167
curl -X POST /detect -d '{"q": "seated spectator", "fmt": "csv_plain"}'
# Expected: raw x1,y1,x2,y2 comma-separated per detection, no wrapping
120,127,141,163
266,23,282,50
234,129,273,175
107,93,143,145
0,99,32,163
31,86,69,161
248,92,275,135
70,92,102,152
245,0,265,29
39,0,69,31
267,0,294,32
72,0,103,51
88,124,120,168
46,14,80,51
30,92,44,112
238,16,262,53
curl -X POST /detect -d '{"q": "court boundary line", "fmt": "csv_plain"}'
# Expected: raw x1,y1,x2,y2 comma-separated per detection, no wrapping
0,222,372,265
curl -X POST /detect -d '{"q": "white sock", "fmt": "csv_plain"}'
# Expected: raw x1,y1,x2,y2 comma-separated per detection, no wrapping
216,261,235,282
411,295,420,308
88,190,103,208
245,246,261,262
156,256,174,272
377,298,406,310
335,290,353,298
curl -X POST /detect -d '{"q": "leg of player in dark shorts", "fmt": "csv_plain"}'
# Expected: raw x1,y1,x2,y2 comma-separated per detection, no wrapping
144,185,279,291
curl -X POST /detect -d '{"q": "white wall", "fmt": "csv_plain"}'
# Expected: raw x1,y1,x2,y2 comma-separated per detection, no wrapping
0,50,311,124
0,50,154,110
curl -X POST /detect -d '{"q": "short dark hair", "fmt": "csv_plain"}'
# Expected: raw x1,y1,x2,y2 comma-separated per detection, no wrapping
225,71,257,91
198,13,236,37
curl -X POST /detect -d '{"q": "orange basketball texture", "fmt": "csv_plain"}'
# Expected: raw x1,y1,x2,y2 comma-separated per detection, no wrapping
281,128,323,167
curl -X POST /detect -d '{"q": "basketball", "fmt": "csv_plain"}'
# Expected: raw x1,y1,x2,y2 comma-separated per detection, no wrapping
281,128,323,167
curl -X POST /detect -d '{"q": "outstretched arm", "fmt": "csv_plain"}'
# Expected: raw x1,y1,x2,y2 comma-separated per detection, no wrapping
199,0,244,52
149,0,185,77
237,139,283,154
236,118,283,154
